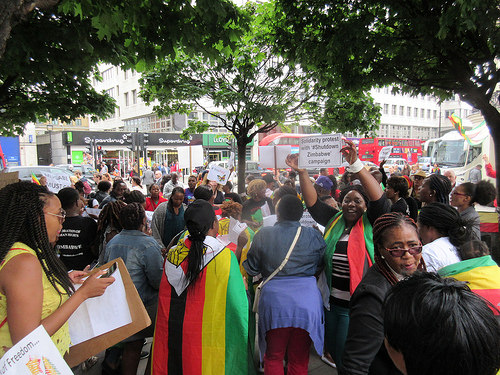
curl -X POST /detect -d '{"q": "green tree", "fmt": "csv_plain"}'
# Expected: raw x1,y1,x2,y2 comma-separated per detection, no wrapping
140,2,380,192
274,0,500,197
0,0,244,135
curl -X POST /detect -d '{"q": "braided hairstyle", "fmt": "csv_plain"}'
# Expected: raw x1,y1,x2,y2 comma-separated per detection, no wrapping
427,174,452,204
418,202,472,248
124,190,146,205
0,182,73,296
119,203,145,230
184,200,216,286
96,200,127,252
372,212,423,286
167,186,185,212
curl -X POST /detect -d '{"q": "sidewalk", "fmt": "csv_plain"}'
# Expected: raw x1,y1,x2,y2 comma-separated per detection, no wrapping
74,340,338,375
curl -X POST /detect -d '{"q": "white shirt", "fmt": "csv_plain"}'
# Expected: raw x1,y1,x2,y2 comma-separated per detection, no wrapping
422,237,461,272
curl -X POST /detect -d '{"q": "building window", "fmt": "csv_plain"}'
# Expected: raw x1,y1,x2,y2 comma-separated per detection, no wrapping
383,104,389,114
414,108,418,117
105,87,115,98
433,110,437,119
407,107,411,117
132,90,137,104
421,108,425,118
75,119,82,126
102,68,113,81
427,109,431,119
124,70,128,80
399,106,404,116
124,92,129,106
384,87,389,94
392,105,397,115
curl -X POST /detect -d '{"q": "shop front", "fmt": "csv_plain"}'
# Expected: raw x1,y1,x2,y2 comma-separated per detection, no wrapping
202,133,253,162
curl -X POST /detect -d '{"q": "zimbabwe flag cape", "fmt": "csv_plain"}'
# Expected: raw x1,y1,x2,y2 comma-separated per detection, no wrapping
152,234,249,375
438,255,500,315
323,212,374,295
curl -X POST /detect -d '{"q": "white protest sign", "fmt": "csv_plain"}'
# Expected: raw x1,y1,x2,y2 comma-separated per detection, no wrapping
298,134,343,169
178,145,205,171
85,208,102,217
378,146,393,161
260,201,272,218
177,146,191,170
207,164,231,185
0,325,73,375
228,217,248,244
227,152,235,170
259,146,292,169
44,172,71,193
300,211,325,234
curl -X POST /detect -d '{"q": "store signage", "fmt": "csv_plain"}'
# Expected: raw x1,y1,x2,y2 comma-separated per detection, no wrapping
63,131,202,147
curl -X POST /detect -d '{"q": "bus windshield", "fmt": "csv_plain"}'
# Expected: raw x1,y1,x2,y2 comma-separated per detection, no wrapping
432,139,467,167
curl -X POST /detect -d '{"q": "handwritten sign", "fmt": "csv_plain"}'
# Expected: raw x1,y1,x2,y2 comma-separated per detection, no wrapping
207,164,231,185
44,172,72,193
298,134,342,169
378,146,393,161
0,325,73,374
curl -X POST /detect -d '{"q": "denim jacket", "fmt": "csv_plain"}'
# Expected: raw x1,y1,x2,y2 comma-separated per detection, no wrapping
104,230,163,306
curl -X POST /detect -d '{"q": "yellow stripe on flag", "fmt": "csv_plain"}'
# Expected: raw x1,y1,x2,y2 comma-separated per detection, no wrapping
201,249,230,374
450,266,500,291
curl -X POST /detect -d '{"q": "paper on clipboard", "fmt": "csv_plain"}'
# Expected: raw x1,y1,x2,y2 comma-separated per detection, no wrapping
260,201,271,217
68,266,132,346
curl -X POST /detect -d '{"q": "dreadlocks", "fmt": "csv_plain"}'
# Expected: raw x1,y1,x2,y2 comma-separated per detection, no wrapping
96,200,127,259
372,212,424,286
0,182,73,296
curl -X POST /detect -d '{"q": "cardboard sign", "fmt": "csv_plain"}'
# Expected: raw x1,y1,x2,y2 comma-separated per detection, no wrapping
259,146,292,169
0,325,73,374
298,134,343,169
207,164,231,185
378,146,393,161
0,172,19,190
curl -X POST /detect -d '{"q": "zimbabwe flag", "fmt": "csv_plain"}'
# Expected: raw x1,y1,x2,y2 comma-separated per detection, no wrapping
152,235,249,374
438,255,500,315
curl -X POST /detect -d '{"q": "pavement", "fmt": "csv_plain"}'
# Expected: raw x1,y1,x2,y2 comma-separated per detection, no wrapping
73,339,338,374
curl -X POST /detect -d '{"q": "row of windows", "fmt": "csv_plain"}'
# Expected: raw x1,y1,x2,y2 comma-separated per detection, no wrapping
123,115,173,132
378,103,438,120
378,124,438,139
188,111,227,133
374,87,434,101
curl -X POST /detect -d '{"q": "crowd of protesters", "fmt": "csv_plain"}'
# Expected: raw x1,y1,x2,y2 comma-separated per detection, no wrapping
0,143,499,375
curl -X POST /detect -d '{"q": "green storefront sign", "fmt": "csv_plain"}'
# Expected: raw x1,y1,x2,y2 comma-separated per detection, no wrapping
203,134,254,147
72,150,84,164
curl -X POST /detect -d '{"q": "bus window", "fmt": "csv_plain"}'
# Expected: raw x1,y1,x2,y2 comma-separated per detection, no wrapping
467,145,482,164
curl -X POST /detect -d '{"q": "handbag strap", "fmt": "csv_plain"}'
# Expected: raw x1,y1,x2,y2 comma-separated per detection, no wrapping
260,226,302,289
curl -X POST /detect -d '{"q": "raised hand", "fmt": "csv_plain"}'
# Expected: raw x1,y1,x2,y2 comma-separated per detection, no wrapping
285,153,305,172
341,139,359,165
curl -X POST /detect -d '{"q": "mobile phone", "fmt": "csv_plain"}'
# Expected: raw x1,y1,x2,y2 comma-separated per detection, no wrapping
101,263,117,278
89,260,99,270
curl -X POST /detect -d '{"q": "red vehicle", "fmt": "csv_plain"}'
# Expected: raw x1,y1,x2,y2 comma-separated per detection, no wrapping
358,137,423,165
0,143,6,170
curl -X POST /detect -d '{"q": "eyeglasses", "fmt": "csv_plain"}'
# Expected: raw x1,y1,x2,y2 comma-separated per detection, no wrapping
45,209,66,222
451,191,469,197
384,245,423,258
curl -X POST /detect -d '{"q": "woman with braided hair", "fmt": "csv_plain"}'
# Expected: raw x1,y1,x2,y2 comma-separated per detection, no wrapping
340,212,424,375
96,200,127,264
418,173,452,205
0,181,114,356
418,202,472,272
153,199,249,374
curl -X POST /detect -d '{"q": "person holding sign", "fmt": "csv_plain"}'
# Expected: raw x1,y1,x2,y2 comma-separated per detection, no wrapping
0,182,115,357
241,179,275,229
286,140,390,369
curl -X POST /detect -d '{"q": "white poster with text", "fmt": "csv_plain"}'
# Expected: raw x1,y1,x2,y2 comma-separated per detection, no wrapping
298,134,342,169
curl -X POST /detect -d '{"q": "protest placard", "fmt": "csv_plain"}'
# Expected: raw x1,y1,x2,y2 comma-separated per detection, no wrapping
298,134,343,169
0,325,73,375
259,146,292,169
378,146,393,161
207,164,231,185
44,172,72,193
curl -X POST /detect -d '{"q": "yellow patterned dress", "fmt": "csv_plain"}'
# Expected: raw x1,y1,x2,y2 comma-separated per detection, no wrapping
0,242,70,356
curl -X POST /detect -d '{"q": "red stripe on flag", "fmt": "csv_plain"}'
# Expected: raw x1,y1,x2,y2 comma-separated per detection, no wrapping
182,268,206,374
473,289,500,315
152,272,172,374
480,223,498,233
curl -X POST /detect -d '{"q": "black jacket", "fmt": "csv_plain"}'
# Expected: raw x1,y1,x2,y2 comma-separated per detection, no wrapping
340,265,402,375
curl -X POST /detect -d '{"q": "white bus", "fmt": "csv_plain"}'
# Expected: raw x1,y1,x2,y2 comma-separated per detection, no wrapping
431,116,495,184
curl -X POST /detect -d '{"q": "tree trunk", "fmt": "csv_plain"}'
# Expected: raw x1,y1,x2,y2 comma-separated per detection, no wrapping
476,101,500,235
237,140,247,194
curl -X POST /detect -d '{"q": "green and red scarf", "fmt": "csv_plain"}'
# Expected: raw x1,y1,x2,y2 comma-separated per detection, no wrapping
323,212,375,295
